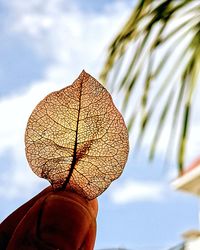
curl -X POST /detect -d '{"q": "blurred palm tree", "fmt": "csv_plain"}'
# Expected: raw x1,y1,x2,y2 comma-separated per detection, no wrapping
101,0,200,174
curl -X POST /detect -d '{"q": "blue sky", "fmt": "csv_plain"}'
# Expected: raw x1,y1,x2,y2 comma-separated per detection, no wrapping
0,0,200,249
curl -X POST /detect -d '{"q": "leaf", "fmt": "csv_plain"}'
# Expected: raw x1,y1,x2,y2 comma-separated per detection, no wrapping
25,71,129,200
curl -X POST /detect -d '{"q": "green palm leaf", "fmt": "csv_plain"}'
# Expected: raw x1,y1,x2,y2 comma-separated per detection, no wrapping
101,0,200,174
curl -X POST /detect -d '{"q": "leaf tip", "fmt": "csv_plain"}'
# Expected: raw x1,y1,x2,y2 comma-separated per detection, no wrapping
79,69,91,81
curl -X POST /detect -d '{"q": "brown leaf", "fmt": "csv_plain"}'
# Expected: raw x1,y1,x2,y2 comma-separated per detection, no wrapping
25,71,129,200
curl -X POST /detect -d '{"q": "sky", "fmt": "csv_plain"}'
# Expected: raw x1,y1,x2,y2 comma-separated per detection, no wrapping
0,0,200,249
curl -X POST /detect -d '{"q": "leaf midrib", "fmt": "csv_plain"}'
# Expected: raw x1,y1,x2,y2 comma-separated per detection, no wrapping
62,76,83,189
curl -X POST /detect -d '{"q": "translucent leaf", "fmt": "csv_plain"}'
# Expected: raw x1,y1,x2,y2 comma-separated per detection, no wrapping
25,71,129,200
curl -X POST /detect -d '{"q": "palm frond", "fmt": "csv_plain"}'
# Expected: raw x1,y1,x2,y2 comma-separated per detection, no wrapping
101,0,200,173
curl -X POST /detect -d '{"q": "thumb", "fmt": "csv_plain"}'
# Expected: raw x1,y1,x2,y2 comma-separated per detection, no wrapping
6,190,98,250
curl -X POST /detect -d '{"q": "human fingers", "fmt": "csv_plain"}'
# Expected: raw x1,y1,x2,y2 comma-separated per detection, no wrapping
6,190,98,250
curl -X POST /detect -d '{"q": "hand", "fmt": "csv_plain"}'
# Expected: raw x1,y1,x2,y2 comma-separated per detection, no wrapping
0,186,98,250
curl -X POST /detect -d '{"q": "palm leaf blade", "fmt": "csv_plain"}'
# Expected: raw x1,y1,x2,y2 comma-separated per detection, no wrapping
101,0,200,173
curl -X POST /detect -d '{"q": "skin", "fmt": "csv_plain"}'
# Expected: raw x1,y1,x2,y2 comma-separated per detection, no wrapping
0,186,98,250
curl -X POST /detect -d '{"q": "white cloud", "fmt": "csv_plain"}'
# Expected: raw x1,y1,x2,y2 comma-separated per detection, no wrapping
109,180,164,204
7,0,131,68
